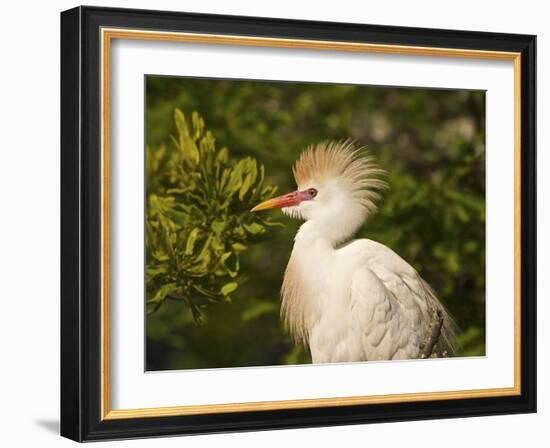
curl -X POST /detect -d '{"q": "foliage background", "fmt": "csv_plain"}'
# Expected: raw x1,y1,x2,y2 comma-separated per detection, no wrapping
146,76,486,371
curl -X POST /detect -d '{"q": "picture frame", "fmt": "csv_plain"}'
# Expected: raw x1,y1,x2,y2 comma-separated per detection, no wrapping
60,5,536,442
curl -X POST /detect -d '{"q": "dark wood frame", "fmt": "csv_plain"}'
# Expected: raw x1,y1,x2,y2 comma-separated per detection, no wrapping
61,5,536,442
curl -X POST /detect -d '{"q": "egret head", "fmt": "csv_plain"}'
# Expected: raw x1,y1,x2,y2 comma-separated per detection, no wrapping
252,140,387,243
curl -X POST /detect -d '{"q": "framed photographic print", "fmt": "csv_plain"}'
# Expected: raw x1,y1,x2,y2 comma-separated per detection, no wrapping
60,6,536,442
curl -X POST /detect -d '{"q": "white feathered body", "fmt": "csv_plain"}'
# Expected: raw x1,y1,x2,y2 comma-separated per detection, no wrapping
253,141,456,362
282,221,453,362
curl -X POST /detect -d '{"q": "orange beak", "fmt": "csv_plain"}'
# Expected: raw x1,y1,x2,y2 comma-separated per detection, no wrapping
251,190,308,212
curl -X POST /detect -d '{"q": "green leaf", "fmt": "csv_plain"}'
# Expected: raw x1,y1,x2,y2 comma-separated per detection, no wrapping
185,228,200,255
232,242,247,252
243,222,265,234
146,265,167,276
173,108,189,138
148,282,177,304
152,250,169,262
217,147,228,163
239,174,252,200
221,282,238,295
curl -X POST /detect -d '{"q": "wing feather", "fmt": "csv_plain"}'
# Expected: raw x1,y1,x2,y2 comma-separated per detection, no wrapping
348,240,457,360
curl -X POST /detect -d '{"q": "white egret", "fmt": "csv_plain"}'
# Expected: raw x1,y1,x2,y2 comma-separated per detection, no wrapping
251,140,456,362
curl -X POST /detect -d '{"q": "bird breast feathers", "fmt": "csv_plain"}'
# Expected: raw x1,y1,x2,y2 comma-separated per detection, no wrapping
283,237,438,358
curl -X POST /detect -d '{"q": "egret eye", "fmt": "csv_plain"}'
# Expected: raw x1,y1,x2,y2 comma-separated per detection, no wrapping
308,188,318,198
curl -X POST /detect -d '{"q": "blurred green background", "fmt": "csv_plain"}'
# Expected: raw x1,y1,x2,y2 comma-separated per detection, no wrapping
145,76,486,371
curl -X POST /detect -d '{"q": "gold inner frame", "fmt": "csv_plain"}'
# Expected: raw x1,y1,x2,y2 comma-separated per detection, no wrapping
100,28,522,420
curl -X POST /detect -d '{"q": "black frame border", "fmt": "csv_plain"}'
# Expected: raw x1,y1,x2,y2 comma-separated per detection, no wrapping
61,5,536,442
